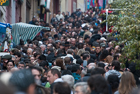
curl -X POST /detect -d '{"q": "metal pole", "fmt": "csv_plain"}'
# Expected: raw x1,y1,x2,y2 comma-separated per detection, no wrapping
106,9,108,31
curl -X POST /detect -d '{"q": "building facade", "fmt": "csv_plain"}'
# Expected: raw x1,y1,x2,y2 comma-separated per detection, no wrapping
0,0,85,24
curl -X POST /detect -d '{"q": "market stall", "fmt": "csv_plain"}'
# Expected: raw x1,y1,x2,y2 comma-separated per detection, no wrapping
11,22,50,45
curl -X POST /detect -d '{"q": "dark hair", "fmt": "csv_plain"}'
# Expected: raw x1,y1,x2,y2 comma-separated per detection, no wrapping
38,55,46,61
10,69,35,92
83,54,89,60
55,58,65,70
32,40,39,46
7,60,15,66
72,64,80,73
61,70,72,76
88,75,108,94
50,69,61,78
18,61,25,67
91,67,105,76
113,55,119,60
107,74,119,90
85,47,91,53
39,61,49,68
64,57,71,64
99,50,109,61
29,66,42,73
48,48,54,53
13,52,21,57
97,62,105,69
109,47,114,55
112,60,120,71
54,82,71,94
76,58,83,65
78,43,84,49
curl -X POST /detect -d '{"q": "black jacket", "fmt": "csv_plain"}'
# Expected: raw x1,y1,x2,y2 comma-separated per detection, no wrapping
46,52,55,62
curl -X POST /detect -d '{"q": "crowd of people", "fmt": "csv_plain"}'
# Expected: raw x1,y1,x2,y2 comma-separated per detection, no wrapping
0,7,140,94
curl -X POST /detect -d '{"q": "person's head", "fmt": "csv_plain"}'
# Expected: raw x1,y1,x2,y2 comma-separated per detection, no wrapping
53,82,71,94
32,16,36,22
32,40,39,49
47,43,53,50
58,11,61,15
30,66,42,80
107,74,119,93
13,52,21,63
55,58,65,70
115,45,120,53
113,54,119,60
118,71,136,94
112,60,120,71
40,44,46,52
30,56,35,64
47,69,61,84
7,60,15,72
74,82,89,94
109,47,114,55
48,37,53,43
83,54,90,61
10,69,35,94
27,48,33,56
0,80,14,94
67,49,74,55
47,48,54,54
99,50,109,61
91,67,106,76
71,38,76,45
95,45,101,54
53,14,56,17
88,75,108,94
97,62,105,69
72,64,81,75
64,57,71,65
17,61,25,69
61,75,75,89
76,58,83,66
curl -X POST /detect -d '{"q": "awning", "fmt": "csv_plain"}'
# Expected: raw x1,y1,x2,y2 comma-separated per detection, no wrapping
0,22,12,34
11,22,50,45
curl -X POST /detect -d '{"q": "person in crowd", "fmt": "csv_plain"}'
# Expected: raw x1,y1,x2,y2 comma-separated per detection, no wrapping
9,69,36,94
47,69,63,94
6,60,15,72
74,82,90,94
107,75,120,94
29,16,37,25
62,75,75,94
88,75,109,94
114,71,137,94
105,60,122,79
53,82,71,94
56,11,64,21
46,48,55,63
51,14,58,24
17,61,25,69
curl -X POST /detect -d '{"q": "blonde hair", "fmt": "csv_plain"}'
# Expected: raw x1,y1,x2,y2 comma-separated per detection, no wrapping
118,71,136,94
105,55,113,64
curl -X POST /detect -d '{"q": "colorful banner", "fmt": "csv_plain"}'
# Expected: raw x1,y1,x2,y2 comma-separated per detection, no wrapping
0,0,9,6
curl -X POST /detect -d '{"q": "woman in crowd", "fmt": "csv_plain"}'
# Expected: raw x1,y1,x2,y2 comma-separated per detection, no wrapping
7,60,15,72
114,71,137,94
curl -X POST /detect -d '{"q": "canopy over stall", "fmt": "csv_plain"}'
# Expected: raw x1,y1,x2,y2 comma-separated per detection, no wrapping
11,22,50,45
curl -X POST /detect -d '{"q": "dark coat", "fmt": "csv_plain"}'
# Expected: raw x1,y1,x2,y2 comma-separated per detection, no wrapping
129,62,140,85
46,52,55,62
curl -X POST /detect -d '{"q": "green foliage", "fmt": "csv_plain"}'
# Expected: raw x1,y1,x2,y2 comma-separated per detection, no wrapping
108,0,140,66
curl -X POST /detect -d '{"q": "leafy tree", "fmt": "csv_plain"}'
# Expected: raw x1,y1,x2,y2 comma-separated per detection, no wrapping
107,0,140,68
